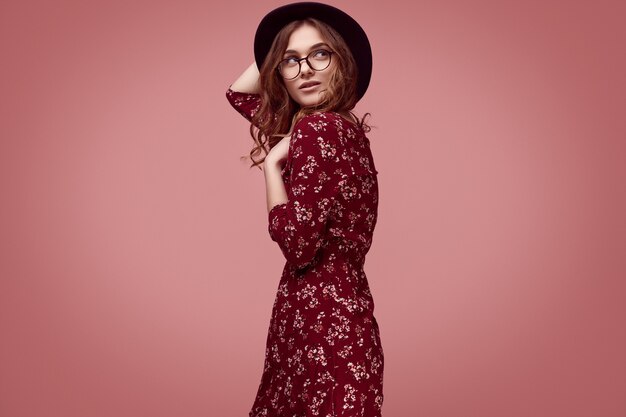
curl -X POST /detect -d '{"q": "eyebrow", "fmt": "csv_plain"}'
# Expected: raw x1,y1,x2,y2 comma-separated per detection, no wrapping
283,42,330,56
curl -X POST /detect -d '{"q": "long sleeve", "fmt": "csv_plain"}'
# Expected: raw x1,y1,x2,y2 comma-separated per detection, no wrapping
225,85,261,126
268,113,349,270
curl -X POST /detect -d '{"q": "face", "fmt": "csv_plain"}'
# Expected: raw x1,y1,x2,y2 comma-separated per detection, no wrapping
280,23,336,107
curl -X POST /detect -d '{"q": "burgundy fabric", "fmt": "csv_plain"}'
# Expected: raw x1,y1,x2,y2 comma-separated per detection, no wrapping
226,86,384,416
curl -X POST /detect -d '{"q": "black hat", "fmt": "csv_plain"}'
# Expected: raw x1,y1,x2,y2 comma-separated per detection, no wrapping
254,1,372,102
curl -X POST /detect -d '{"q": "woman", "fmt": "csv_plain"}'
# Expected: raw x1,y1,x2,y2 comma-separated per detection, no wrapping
225,2,384,416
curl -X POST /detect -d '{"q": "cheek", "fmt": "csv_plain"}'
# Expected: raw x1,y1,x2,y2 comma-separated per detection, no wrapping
288,83,298,95
286,85,302,103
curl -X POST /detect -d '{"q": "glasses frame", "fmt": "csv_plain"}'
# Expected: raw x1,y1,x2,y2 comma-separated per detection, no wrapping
276,49,335,80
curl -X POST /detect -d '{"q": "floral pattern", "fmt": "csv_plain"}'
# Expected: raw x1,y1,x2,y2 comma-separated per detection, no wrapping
227,86,384,416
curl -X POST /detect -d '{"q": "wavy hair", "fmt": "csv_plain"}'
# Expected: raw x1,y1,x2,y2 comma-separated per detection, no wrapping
242,18,374,169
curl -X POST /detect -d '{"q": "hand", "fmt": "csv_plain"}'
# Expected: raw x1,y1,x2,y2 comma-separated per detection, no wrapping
265,135,290,167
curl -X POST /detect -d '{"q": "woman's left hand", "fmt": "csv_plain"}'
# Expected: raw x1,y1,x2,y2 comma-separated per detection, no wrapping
265,135,290,167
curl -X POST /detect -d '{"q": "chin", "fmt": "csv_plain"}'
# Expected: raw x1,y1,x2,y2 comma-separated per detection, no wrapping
303,93,326,106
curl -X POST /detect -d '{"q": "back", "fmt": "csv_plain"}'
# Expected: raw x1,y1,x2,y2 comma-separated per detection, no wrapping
274,111,379,272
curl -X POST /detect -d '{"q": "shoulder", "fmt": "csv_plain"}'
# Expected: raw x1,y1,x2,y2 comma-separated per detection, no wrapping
293,111,340,131
293,110,363,140
291,111,350,146
290,112,346,165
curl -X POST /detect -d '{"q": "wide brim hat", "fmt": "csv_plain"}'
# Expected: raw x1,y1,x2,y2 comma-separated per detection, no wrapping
254,1,372,102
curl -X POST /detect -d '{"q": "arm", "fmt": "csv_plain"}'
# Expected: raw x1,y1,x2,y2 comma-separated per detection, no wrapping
264,136,290,213
267,114,347,270
264,158,289,213
229,61,260,94
225,62,262,125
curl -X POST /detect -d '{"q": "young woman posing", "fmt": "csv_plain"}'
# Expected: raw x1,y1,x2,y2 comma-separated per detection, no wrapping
226,3,384,416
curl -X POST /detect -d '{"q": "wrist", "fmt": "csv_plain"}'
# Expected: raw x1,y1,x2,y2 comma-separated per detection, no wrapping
263,157,281,169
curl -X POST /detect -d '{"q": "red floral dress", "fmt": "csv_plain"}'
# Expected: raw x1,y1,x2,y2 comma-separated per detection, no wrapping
226,86,384,417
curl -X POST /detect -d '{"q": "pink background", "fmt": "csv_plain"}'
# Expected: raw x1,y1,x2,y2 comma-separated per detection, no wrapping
1,1,624,416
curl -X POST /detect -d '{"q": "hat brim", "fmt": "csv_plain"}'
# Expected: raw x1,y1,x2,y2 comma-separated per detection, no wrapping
254,1,372,102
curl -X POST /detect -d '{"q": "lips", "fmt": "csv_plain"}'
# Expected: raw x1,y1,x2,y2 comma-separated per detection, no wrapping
299,81,321,89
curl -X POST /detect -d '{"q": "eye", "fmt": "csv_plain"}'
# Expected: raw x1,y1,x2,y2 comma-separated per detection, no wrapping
313,49,329,57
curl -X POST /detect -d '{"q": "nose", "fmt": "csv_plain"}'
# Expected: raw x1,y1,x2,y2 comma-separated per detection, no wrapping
300,59,314,75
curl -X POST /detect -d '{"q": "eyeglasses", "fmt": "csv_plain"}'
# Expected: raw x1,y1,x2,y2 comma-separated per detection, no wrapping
276,49,335,80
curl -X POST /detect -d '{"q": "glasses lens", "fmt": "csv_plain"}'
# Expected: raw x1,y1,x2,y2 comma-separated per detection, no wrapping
280,59,300,79
308,49,331,71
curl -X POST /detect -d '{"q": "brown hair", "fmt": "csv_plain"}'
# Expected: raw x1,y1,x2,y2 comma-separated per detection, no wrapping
242,18,374,169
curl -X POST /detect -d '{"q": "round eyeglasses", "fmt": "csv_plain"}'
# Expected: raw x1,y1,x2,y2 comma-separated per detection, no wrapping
276,49,335,80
